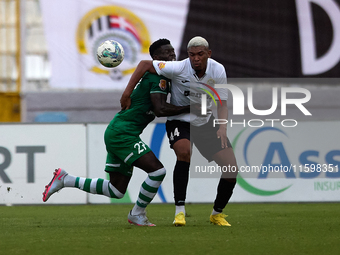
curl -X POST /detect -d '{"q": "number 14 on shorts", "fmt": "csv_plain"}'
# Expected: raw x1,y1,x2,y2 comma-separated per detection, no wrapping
170,127,180,141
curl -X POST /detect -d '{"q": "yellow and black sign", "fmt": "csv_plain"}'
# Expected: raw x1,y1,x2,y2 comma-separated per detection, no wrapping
0,92,21,122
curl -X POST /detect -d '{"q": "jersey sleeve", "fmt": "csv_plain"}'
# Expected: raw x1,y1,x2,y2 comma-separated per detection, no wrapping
148,74,170,95
152,60,185,79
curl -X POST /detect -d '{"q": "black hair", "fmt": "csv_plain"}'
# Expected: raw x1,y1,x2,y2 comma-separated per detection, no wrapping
149,38,171,58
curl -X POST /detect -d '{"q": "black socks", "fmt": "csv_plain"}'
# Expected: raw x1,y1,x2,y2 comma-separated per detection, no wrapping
173,160,190,206
213,178,237,213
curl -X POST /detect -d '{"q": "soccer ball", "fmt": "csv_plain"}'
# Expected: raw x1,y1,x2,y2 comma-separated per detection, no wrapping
97,40,124,68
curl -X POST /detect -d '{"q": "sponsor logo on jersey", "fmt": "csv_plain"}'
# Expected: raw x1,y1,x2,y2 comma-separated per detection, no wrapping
206,78,215,86
158,62,166,70
159,79,167,90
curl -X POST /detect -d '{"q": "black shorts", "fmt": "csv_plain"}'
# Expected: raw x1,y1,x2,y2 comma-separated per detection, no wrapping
165,120,190,148
166,117,232,162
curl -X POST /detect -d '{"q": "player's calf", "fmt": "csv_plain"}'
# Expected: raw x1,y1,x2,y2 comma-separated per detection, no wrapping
43,169,125,202
130,168,166,216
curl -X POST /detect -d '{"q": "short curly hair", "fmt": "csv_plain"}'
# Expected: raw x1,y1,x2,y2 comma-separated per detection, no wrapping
149,38,171,58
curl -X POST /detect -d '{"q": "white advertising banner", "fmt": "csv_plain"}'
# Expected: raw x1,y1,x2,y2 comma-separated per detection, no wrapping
87,121,340,204
0,124,87,205
201,121,340,202
1,122,339,205
39,0,190,89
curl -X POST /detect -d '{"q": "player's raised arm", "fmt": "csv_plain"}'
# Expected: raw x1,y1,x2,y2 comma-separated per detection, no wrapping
120,60,156,110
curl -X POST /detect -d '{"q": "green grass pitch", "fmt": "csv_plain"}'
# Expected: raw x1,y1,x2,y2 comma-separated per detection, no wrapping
1,203,339,255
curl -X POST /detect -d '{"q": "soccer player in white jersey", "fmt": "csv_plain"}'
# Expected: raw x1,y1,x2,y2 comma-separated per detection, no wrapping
121,36,238,227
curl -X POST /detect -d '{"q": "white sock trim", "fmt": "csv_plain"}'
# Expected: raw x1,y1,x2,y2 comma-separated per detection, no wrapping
148,167,166,177
63,174,76,187
131,204,146,215
90,178,98,194
211,209,221,215
78,178,85,190
175,205,185,216
108,182,124,198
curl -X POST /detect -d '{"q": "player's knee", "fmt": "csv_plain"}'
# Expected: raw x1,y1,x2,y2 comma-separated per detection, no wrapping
177,153,190,162
174,148,191,162
173,140,191,162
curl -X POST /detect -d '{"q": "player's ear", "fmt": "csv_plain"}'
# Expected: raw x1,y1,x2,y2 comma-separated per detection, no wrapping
208,49,212,58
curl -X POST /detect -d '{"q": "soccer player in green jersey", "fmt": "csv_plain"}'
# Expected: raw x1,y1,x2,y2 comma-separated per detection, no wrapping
42,39,190,226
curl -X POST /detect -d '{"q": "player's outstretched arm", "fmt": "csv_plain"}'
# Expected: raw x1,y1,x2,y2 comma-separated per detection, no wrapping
120,60,156,110
150,93,190,117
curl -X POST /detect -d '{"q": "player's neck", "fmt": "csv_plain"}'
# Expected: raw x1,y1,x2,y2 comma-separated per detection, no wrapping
195,70,205,78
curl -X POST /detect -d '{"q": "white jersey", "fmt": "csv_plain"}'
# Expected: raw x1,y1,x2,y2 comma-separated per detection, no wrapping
153,58,228,126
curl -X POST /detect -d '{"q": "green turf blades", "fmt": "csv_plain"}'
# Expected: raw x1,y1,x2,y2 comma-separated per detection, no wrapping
1,203,339,255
